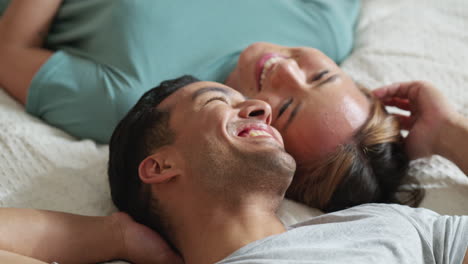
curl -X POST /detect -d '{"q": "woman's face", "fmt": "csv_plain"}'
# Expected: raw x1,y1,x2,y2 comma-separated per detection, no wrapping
225,42,371,164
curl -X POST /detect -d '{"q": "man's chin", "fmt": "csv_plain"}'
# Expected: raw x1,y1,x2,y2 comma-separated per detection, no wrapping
275,152,296,178
245,151,296,197
245,149,296,178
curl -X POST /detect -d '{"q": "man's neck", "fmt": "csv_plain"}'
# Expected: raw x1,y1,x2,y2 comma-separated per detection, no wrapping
176,201,286,264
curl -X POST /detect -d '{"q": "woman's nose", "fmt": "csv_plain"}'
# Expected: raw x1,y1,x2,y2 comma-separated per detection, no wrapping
238,99,273,125
269,60,307,92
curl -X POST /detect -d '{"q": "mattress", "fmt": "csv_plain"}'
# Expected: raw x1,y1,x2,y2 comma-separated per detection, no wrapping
0,0,467,263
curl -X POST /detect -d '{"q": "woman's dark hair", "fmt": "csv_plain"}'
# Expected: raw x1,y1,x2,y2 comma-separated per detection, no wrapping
108,75,200,244
286,88,425,212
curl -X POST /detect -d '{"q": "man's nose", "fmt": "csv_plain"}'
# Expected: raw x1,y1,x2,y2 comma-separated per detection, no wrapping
239,99,272,125
269,60,306,92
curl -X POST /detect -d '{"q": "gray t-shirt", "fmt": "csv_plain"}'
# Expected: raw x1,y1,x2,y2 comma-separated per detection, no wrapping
217,204,467,264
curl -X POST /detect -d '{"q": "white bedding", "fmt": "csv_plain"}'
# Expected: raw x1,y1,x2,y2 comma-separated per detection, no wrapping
0,0,467,262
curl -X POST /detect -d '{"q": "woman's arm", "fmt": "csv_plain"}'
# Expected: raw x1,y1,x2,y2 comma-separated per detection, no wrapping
435,113,468,175
0,0,62,47
373,81,468,175
0,208,183,264
0,0,60,104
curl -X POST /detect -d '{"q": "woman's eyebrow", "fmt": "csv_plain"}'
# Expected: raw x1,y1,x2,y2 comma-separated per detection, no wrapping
192,86,231,101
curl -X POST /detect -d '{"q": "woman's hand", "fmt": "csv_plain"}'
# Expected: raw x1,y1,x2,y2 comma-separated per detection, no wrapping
112,212,184,264
372,81,459,159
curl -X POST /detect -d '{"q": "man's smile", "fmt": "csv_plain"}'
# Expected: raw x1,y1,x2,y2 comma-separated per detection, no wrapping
233,122,284,146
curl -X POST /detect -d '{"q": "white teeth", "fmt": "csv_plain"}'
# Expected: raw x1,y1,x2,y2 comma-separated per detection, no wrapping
248,129,271,138
260,56,284,87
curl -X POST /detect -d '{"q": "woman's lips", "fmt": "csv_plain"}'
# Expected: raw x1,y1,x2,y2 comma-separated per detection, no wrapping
255,53,287,91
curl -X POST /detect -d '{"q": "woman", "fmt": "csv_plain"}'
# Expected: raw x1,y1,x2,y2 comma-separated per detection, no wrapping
0,0,421,211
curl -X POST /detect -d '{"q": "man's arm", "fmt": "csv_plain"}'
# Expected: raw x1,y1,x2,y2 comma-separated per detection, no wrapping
373,81,468,175
0,250,48,264
0,0,60,104
0,208,122,264
0,208,183,264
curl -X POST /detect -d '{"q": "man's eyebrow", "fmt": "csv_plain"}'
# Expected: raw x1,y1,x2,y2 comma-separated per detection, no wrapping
283,102,302,131
191,86,232,101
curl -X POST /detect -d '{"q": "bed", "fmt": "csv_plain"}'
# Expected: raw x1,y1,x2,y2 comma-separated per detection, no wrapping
0,0,467,263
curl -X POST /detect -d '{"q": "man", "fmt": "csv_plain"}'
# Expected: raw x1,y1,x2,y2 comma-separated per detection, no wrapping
108,75,297,263
0,76,467,263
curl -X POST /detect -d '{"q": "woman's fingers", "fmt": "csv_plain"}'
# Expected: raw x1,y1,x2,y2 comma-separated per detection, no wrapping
394,114,414,131
382,97,411,111
372,83,401,99
373,81,426,102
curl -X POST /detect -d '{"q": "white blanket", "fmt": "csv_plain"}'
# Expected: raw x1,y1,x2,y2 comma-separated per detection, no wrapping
0,0,467,262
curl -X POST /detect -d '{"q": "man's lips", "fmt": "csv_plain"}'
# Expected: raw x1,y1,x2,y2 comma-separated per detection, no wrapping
255,53,287,91
236,123,283,146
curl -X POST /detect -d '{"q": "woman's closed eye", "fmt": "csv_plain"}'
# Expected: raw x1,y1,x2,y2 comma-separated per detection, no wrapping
310,70,329,82
278,98,293,119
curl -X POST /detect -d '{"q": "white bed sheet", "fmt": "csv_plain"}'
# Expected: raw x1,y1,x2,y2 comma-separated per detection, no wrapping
0,0,467,263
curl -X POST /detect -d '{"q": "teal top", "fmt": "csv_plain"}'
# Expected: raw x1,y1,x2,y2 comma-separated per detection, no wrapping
0,0,360,143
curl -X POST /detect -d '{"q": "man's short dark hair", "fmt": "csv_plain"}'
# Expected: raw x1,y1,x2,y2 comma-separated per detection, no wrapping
108,75,200,241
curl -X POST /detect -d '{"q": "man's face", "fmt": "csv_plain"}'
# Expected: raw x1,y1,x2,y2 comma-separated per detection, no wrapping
158,81,296,197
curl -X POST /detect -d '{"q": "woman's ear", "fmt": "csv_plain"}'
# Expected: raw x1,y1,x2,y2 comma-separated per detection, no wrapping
139,152,180,184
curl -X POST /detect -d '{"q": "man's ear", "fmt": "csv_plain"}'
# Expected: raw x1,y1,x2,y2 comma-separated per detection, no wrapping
139,152,181,184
